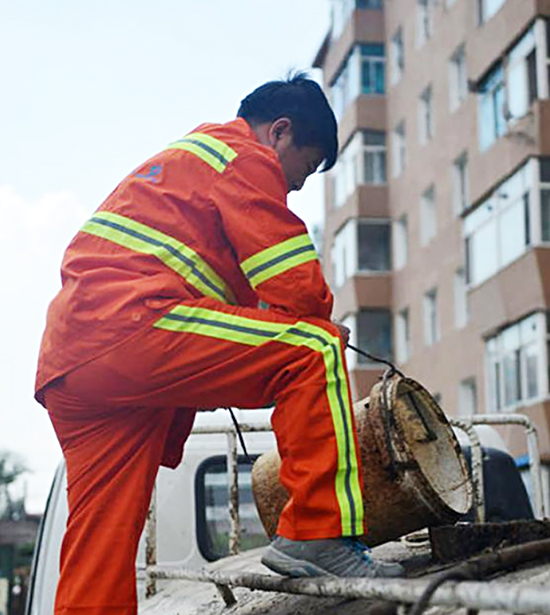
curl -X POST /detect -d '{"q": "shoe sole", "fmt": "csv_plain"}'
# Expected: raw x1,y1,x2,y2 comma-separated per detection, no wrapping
261,548,335,578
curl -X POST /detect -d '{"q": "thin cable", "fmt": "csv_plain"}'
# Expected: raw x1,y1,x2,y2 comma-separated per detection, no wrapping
346,344,405,377
226,407,254,465
408,569,474,615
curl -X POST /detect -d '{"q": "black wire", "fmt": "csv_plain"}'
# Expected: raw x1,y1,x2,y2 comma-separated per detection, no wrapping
346,343,405,377
407,569,474,615
226,407,254,465
227,345,402,467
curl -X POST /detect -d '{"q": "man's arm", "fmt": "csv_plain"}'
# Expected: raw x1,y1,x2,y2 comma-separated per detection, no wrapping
214,152,333,320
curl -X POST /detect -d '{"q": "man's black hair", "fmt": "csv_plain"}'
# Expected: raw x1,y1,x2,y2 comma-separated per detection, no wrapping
237,72,338,172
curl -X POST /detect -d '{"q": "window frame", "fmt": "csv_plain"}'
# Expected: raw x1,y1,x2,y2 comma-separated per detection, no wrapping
478,62,506,151
418,84,435,144
485,312,549,413
454,267,469,329
331,217,392,288
393,213,409,270
478,0,507,26
395,307,411,363
459,377,478,416
423,287,440,347
392,121,406,177
330,43,386,120
449,44,468,112
356,308,393,366
194,454,266,562
420,184,437,245
464,158,537,288
332,130,387,209
390,26,405,86
452,151,469,215
416,0,434,48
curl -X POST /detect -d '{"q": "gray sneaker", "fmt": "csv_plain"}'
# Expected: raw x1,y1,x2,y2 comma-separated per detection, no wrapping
261,536,405,579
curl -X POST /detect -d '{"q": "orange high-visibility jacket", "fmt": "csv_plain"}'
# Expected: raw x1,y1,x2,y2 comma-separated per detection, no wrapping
35,118,333,401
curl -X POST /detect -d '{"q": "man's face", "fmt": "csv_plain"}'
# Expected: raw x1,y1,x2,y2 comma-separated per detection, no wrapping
277,142,324,193
266,117,324,193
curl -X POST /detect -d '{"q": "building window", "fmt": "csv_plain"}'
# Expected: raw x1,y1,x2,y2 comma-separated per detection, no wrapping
507,26,537,120
478,0,506,25
332,221,355,288
333,130,387,208
358,220,391,272
464,160,534,287
420,185,437,245
395,308,411,363
541,160,550,242
357,309,393,364
390,26,405,85
452,152,469,214
419,85,434,143
363,131,387,185
361,44,386,96
332,0,384,40
392,121,406,177
486,313,548,412
476,23,548,150
330,43,386,120
449,44,468,112
331,219,391,288
416,0,434,48
459,378,477,416
454,268,468,329
393,214,409,270
478,63,506,151
423,288,439,346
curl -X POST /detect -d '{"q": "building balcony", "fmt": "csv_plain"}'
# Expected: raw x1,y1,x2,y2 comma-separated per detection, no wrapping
332,272,392,322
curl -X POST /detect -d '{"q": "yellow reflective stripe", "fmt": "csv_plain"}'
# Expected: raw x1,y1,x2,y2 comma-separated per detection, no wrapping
288,321,364,534
153,304,364,535
166,132,238,173
251,251,318,288
185,133,238,164
240,234,318,288
81,211,235,304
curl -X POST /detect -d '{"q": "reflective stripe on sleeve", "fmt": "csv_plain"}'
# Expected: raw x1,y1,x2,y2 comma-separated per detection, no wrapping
81,211,235,304
166,132,238,173
153,304,364,536
240,234,319,289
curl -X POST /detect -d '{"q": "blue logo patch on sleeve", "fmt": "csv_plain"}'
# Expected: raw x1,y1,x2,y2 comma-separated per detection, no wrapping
135,164,162,183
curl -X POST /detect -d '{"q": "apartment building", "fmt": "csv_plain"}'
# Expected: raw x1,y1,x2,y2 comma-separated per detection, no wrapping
314,0,550,472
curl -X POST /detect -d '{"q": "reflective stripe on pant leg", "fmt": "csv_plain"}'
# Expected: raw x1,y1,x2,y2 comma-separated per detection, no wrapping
154,304,364,535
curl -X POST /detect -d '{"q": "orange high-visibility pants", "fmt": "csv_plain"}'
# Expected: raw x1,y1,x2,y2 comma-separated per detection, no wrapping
44,297,365,615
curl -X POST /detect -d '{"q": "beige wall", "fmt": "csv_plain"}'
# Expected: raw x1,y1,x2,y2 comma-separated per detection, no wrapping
317,2,550,457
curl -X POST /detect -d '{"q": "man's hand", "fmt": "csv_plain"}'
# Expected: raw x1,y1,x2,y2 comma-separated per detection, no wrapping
333,322,350,347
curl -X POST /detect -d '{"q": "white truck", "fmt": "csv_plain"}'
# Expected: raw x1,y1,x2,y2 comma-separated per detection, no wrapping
26,402,550,615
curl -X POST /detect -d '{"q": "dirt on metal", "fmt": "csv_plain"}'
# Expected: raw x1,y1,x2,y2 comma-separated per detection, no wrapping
430,519,550,563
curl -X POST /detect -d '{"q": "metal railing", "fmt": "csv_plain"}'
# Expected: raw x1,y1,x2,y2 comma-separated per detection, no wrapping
143,412,547,611
145,422,272,599
451,413,546,520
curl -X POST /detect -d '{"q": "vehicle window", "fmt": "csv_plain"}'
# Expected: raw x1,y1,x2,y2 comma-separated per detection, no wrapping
195,455,269,561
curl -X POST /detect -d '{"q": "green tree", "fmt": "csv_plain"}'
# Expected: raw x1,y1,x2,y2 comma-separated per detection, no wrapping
0,453,27,521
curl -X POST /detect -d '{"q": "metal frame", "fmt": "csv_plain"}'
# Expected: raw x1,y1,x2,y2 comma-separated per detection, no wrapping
144,413,547,611
451,413,546,519
145,422,272,599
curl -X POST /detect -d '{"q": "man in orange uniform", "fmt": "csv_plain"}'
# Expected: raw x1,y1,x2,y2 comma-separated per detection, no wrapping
35,74,403,615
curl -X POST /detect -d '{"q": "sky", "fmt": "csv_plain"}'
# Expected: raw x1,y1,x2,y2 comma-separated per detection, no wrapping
0,0,332,513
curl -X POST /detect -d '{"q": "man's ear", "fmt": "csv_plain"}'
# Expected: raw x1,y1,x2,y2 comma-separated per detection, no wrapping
267,117,293,149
